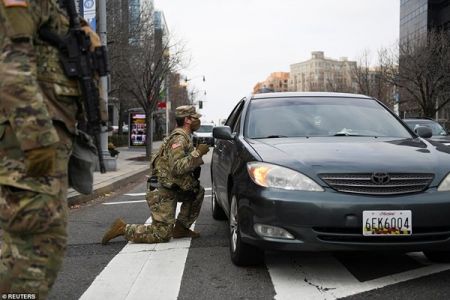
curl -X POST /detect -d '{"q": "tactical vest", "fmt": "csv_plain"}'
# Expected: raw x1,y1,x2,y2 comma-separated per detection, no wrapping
151,129,197,192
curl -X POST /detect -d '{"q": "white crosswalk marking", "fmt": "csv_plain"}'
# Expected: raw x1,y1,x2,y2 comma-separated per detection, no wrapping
124,188,211,197
124,192,146,196
267,252,450,299
81,204,192,300
103,200,146,205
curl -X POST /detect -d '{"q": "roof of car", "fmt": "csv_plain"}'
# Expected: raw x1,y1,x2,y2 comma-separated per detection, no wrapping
251,91,372,100
403,118,435,121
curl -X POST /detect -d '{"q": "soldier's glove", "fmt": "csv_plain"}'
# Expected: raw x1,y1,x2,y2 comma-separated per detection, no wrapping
196,144,210,156
193,166,201,179
24,146,57,177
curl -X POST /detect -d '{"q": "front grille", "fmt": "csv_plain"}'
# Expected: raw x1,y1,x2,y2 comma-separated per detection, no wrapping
319,173,434,195
313,227,450,243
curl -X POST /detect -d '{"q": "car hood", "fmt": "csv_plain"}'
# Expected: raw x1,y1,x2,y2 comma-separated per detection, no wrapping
247,137,450,185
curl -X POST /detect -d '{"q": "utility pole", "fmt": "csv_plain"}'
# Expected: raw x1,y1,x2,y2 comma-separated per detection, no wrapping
98,0,117,171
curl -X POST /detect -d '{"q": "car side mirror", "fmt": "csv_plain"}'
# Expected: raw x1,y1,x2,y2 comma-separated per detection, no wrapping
415,126,433,138
213,126,234,140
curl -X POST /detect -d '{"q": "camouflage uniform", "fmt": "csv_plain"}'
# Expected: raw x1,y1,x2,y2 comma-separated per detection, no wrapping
0,1,99,298
124,107,205,243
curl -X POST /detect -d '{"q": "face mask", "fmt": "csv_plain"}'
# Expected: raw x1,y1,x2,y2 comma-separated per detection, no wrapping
190,118,201,131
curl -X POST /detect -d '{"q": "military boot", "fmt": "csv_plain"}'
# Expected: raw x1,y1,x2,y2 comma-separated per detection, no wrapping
172,220,200,239
102,218,126,245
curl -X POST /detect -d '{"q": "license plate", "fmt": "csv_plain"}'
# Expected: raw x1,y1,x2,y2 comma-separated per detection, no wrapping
363,210,412,236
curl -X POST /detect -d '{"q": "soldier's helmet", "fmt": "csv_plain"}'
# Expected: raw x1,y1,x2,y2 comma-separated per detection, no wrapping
175,105,202,118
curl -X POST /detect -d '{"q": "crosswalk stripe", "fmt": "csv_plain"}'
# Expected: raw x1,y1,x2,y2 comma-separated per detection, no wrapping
267,252,358,300
81,204,192,300
103,195,212,206
103,200,146,205
125,188,211,197
267,251,450,299
124,192,146,196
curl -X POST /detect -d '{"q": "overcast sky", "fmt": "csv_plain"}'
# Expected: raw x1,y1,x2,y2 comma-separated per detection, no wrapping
154,0,400,124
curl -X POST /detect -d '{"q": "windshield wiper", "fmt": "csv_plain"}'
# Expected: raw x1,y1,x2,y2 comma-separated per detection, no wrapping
255,135,288,139
333,133,369,137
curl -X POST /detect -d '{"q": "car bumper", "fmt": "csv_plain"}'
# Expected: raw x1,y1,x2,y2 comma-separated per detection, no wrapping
237,185,450,252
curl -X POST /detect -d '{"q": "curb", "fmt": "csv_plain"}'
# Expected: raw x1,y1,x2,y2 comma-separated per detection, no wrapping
68,167,150,206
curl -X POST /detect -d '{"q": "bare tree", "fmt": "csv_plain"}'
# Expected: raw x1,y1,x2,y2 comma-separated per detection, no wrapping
379,30,450,118
107,1,188,156
352,50,395,107
352,50,372,96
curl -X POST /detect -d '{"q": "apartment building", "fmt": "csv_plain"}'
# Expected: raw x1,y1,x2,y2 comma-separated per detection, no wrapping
288,51,357,93
253,72,289,94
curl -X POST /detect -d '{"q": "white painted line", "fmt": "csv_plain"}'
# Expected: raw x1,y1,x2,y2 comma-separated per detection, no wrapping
126,189,210,196
103,200,146,205
81,204,192,300
267,252,358,300
125,192,146,196
267,252,450,300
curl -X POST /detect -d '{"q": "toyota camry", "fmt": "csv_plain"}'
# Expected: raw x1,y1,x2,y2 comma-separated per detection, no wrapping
210,92,450,266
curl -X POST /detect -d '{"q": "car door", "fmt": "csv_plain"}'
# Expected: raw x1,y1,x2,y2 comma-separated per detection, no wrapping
212,100,245,209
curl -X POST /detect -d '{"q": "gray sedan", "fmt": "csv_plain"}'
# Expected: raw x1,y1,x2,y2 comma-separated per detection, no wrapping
211,92,450,266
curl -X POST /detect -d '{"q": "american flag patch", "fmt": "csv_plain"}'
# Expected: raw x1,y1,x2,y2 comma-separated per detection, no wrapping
171,143,181,149
3,0,28,7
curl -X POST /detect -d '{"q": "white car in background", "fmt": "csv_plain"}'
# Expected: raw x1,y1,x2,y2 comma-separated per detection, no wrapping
193,123,215,146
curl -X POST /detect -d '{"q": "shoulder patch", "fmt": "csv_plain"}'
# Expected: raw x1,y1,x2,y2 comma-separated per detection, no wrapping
3,0,28,7
171,143,181,149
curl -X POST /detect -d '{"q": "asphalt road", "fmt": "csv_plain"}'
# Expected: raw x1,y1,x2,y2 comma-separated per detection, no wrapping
49,154,450,300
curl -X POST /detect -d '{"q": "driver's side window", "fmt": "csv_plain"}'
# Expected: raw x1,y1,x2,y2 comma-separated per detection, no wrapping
226,100,245,132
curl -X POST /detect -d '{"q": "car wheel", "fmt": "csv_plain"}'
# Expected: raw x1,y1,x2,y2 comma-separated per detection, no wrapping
229,193,264,266
211,184,227,220
423,251,450,263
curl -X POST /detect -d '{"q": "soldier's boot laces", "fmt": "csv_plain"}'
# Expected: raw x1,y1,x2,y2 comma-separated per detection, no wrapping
101,218,126,245
173,220,200,239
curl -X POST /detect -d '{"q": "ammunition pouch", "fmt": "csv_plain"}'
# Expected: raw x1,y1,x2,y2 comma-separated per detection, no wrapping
68,130,98,194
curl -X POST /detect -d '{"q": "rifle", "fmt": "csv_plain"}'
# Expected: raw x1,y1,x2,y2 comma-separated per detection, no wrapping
39,0,108,173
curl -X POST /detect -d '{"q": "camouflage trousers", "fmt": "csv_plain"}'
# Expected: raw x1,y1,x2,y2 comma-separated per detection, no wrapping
124,186,205,243
0,124,72,299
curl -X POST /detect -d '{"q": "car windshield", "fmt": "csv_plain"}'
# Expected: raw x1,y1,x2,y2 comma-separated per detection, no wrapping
245,97,412,139
404,120,447,136
197,125,214,133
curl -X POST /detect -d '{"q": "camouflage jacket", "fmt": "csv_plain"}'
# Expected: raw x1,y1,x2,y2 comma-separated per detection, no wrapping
153,128,204,191
0,0,106,139
0,0,64,151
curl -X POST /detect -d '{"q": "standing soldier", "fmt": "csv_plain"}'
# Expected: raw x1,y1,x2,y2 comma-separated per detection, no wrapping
0,1,103,298
102,105,210,244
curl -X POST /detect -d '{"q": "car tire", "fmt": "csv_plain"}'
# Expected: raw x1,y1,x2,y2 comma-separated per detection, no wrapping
423,251,450,263
229,193,264,266
211,184,227,220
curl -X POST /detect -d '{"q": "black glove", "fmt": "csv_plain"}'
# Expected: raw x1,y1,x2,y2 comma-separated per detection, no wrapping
193,166,201,179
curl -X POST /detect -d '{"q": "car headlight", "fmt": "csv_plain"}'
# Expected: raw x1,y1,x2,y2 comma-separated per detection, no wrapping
247,162,324,191
438,173,450,192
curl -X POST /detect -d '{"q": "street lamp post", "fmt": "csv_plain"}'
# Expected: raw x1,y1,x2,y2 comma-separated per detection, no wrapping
165,77,170,137
98,0,116,171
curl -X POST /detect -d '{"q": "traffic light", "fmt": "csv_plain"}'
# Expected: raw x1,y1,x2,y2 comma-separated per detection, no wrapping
199,101,203,109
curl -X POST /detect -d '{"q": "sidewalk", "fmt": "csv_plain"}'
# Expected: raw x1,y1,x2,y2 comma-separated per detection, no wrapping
68,142,162,206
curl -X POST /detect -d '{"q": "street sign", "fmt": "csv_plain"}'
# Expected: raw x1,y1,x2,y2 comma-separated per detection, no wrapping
83,0,96,30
